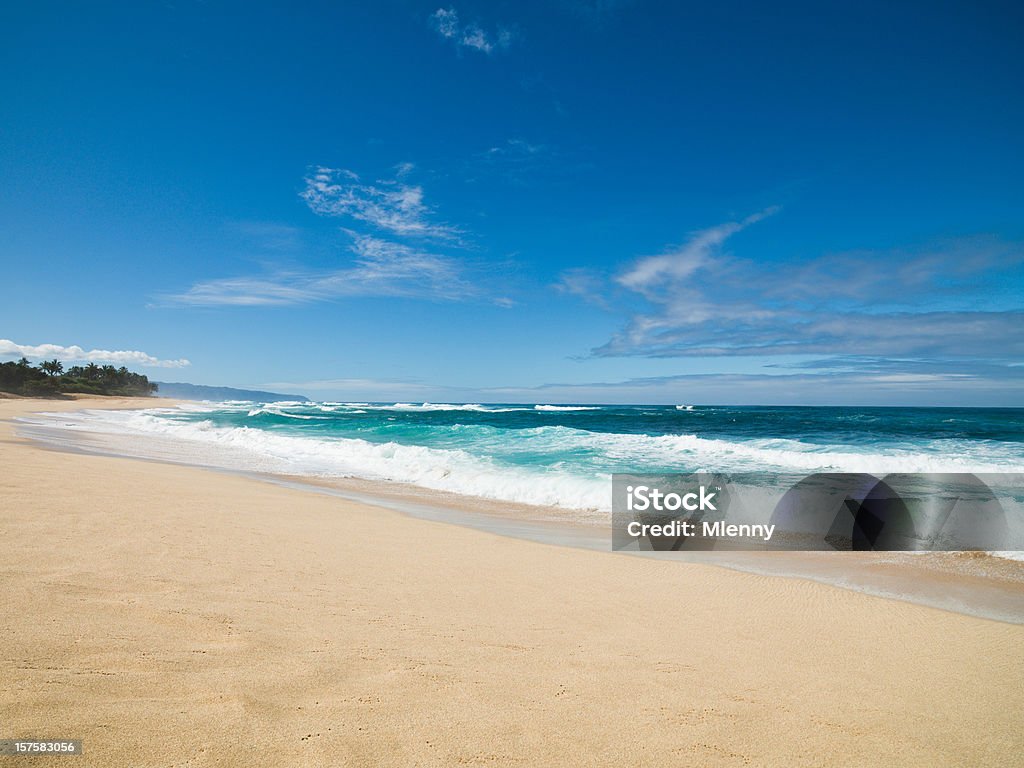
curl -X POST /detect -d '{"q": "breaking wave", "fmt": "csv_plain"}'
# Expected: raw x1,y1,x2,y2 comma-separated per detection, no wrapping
21,404,1024,517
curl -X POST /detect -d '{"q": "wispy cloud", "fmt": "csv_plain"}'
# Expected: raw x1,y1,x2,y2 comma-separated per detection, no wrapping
771,356,1018,377
393,161,416,178
484,138,544,159
267,361,1024,406
482,364,1024,406
555,267,609,308
301,166,459,240
473,138,553,185
164,234,478,307
0,339,190,368
430,7,512,55
598,307,1024,359
616,207,779,297
581,215,1024,361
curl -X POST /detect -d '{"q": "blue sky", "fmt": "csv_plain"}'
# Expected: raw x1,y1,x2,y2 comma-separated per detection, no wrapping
2,0,1022,405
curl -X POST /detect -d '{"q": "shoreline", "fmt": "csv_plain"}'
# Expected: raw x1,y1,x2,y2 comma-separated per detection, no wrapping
15,398,1024,625
3,397,1024,766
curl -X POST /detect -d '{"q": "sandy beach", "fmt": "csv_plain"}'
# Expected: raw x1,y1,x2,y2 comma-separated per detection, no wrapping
1,397,1022,767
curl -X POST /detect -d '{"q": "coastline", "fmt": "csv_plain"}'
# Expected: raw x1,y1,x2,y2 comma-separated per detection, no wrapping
2,397,1023,765
17,399,1024,624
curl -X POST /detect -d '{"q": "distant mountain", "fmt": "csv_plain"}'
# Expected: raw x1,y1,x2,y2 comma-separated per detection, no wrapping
153,382,309,402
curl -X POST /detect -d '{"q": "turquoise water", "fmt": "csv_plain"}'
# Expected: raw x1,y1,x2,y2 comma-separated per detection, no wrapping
68,402,1024,513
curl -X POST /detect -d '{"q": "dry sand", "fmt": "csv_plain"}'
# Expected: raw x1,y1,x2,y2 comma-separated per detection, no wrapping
1,396,1022,767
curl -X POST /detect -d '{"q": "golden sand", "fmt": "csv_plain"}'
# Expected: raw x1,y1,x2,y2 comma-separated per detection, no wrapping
1,397,1022,766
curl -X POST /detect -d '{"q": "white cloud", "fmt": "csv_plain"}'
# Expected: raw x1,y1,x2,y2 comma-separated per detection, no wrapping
480,366,1024,407
482,139,546,165
165,234,478,307
587,216,1024,361
0,340,190,368
301,166,459,240
460,26,492,53
432,7,459,38
430,7,511,55
555,267,609,308
616,207,779,296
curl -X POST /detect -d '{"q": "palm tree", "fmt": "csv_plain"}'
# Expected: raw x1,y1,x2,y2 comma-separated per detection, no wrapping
40,359,63,377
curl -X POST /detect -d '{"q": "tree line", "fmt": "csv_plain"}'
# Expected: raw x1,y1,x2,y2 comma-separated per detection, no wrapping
0,358,158,397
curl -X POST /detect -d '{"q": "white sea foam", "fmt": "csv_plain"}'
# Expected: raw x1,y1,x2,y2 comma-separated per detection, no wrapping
247,407,324,420
454,423,1024,476
27,409,610,513
171,402,221,413
988,551,1024,562
22,406,1024,521
376,403,529,413
580,430,1024,475
275,402,599,413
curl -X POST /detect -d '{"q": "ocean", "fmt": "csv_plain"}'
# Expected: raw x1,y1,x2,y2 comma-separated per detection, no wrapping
31,401,1024,520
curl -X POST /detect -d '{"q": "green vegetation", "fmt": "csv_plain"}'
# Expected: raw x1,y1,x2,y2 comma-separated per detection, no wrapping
0,358,157,397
